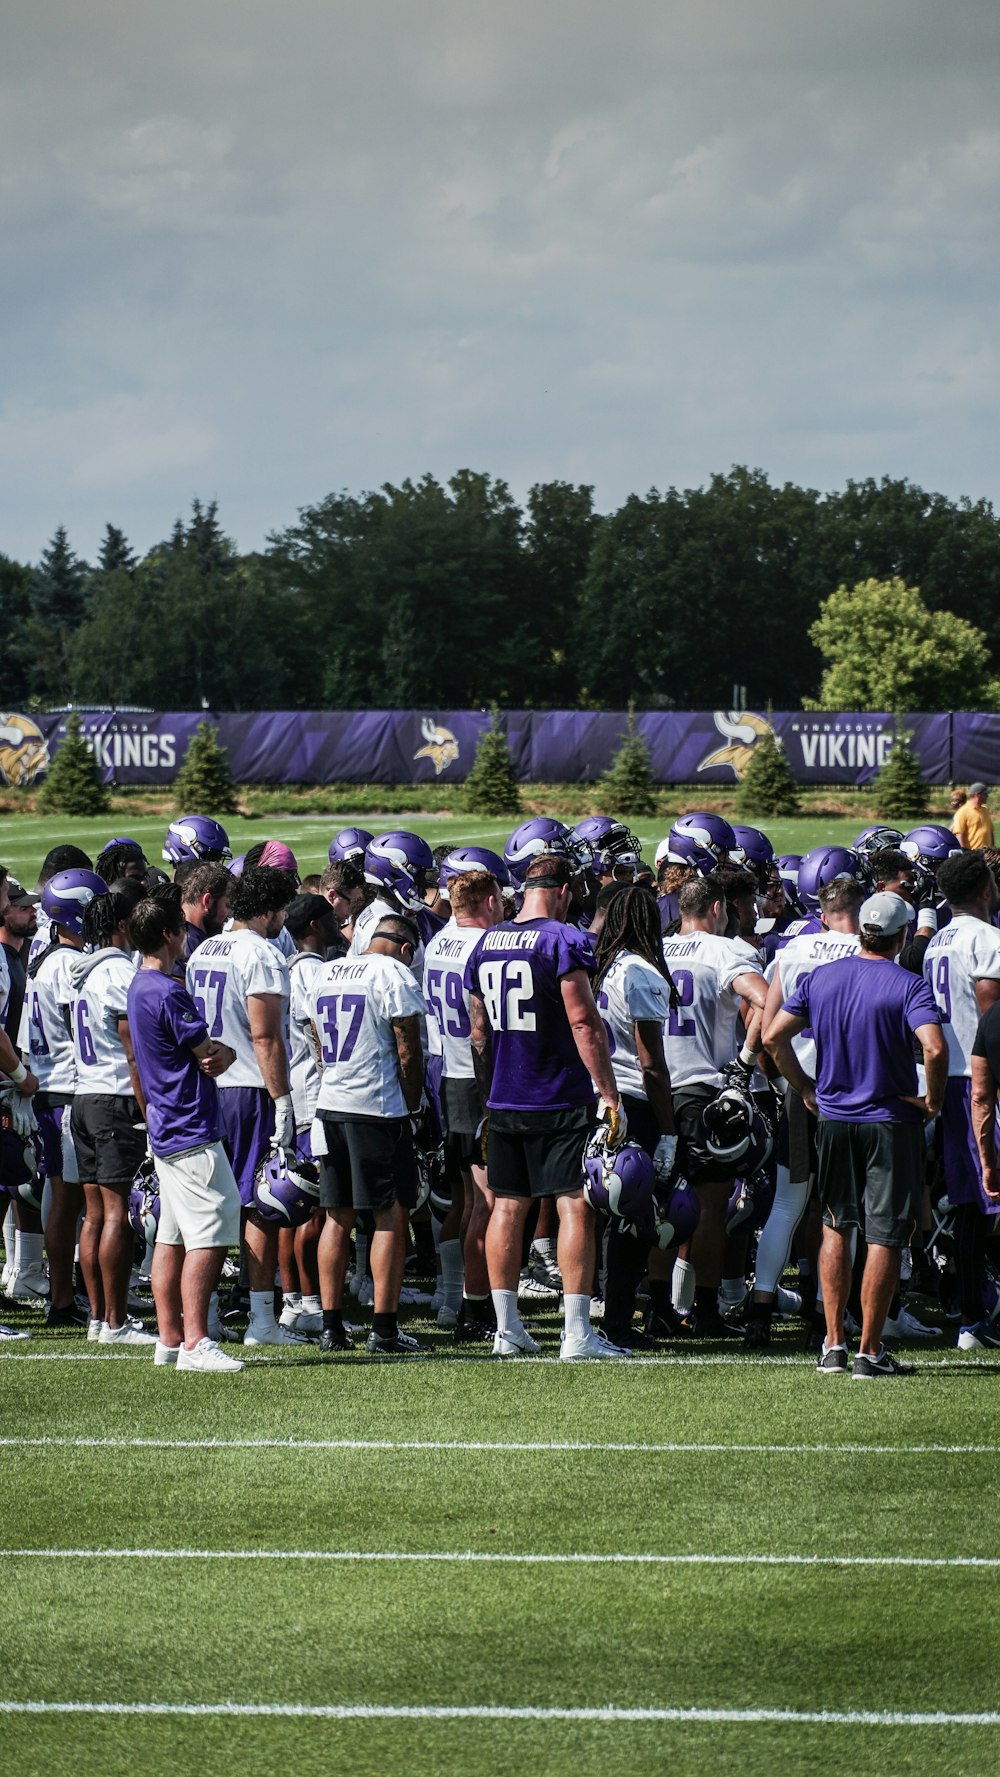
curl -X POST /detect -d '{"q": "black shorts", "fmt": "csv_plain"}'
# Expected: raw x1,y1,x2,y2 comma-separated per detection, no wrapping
70,1095,146,1188
816,1118,924,1248
620,1094,660,1159
441,1075,484,1173
786,1087,816,1188
672,1083,738,1186
487,1105,593,1201
318,1114,418,1214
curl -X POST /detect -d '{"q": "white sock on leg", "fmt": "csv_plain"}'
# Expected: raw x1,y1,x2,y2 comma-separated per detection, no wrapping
563,1292,592,1343
671,1257,695,1315
491,1288,523,1338
249,1289,276,1331
439,1238,464,1311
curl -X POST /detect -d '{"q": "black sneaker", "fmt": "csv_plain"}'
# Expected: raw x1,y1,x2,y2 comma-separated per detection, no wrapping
365,1328,428,1357
853,1346,915,1379
453,1313,495,1345
816,1342,849,1375
744,1312,772,1350
644,1305,693,1339
691,1310,744,1339
45,1301,88,1329
605,1324,661,1352
318,1326,356,1353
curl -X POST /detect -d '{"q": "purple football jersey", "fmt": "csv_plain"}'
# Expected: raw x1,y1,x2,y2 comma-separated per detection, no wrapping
782,954,940,1124
127,969,222,1156
464,917,596,1112
658,891,680,932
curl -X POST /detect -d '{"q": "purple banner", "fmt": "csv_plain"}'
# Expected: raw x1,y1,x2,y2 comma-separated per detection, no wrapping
0,707,957,788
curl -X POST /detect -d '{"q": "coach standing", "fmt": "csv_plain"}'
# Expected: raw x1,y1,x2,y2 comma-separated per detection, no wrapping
766,892,946,1379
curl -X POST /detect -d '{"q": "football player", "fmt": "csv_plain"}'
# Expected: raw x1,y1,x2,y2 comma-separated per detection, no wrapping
185,864,304,1346
29,847,93,967
177,862,233,965
319,859,366,954
162,816,233,871
282,892,342,1335
350,831,434,980
0,877,45,1307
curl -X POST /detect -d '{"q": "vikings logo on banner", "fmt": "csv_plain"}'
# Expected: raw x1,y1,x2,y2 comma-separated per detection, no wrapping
697,710,774,781
0,714,50,787
414,717,459,776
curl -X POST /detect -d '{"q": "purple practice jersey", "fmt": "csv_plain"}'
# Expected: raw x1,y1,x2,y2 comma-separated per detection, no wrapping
658,892,680,932
464,917,596,1112
782,954,940,1124
126,970,223,1157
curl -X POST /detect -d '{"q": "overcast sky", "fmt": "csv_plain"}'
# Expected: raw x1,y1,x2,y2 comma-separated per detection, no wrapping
2,1,999,563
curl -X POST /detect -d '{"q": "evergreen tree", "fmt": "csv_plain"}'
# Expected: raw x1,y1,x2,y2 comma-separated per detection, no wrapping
596,705,657,817
37,712,110,816
29,526,91,701
172,721,239,815
734,718,800,817
463,705,521,816
96,525,136,576
872,719,929,824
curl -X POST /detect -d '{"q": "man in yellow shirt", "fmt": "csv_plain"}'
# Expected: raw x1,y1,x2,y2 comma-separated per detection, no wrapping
953,783,995,850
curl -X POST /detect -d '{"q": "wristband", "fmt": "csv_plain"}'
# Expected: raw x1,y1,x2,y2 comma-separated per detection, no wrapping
738,1042,756,1070
7,1062,27,1086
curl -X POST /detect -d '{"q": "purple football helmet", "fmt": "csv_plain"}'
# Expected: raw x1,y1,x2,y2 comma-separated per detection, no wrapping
726,1169,777,1236
99,835,143,855
729,824,775,890
659,832,718,876
162,816,232,865
636,1177,702,1251
583,1139,657,1226
776,853,805,914
328,827,374,866
669,812,735,866
364,830,434,913
797,845,861,913
571,816,642,877
40,869,109,936
902,825,964,869
504,818,573,884
252,1149,321,1227
128,1168,160,1246
702,1083,775,1174
853,825,905,860
438,846,512,890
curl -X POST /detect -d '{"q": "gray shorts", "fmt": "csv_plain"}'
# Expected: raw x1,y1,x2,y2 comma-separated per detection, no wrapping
815,1118,924,1248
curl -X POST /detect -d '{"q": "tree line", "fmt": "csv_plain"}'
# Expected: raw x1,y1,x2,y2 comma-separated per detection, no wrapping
4,466,1000,714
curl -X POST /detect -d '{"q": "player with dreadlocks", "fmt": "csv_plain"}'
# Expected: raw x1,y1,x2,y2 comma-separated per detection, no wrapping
591,885,680,1347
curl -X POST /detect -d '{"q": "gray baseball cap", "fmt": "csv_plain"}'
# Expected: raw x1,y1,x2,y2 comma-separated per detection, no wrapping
969,782,989,797
859,891,912,937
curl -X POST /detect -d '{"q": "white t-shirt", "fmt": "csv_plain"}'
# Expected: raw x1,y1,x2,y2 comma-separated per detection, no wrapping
661,930,763,1090
69,949,136,1096
349,897,425,985
422,922,483,1081
287,951,326,1127
186,927,289,1090
22,943,78,1093
307,952,427,1119
595,950,673,1100
773,928,861,1076
270,925,297,960
924,914,1000,1077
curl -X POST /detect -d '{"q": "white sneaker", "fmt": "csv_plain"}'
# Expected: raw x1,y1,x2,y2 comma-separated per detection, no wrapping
99,1320,157,1345
560,1328,628,1361
87,1318,102,1342
884,1306,942,1340
589,1296,606,1320
154,1342,180,1366
437,1305,459,1328
517,1269,559,1300
243,1320,310,1346
4,1263,49,1301
292,1308,324,1335
492,1325,540,1357
176,1337,244,1373
0,1323,30,1341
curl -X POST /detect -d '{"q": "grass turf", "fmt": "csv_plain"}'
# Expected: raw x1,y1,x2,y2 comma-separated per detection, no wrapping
0,1292,997,1777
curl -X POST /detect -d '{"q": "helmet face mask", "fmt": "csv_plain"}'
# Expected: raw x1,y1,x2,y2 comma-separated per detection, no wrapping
504,819,593,886
583,1139,657,1227
902,826,964,871
251,1150,321,1227
364,831,435,914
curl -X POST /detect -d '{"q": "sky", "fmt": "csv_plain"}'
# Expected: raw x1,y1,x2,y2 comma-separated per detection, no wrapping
2,1,999,564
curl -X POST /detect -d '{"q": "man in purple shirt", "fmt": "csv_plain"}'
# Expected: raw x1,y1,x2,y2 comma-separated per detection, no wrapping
465,851,626,1361
127,895,243,1373
766,892,947,1380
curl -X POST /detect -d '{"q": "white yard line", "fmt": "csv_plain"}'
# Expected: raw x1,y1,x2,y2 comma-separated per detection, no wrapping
0,1700,994,1726
0,1547,995,1568
0,1435,995,1456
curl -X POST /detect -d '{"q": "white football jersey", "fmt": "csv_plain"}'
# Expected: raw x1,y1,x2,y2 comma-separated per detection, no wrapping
661,931,763,1089
349,897,425,984
422,922,483,1081
307,952,427,1119
774,929,860,1076
186,928,289,1090
595,950,673,1100
0,945,9,1029
22,943,78,1092
69,949,137,1096
287,951,326,1127
923,914,1000,1076
270,924,297,960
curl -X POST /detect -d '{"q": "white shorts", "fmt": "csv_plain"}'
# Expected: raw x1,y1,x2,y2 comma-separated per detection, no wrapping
154,1142,241,1251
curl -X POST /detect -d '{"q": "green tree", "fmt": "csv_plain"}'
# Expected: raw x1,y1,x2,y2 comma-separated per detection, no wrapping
872,719,929,824
0,555,34,707
734,719,800,817
806,577,1000,711
596,705,657,816
37,712,110,816
172,721,238,815
462,705,521,817
523,481,600,705
29,526,90,702
96,524,136,576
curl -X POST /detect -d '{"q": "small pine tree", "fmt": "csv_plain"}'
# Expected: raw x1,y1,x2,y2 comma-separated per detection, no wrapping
37,712,110,816
735,721,800,818
173,720,238,815
596,704,657,817
873,719,929,824
463,705,522,816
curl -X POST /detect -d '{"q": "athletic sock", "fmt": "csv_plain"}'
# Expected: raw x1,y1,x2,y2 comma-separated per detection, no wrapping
648,1278,672,1319
207,1291,223,1338
672,1257,696,1315
491,1288,522,1339
249,1289,277,1330
719,1276,746,1309
354,1231,369,1282
532,1235,557,1264
15,1231,44,1270
283,1290,302,1312
373,1311,397,1339
323,1309,345,1335
563,1292,592,1343
438,1238,464,1311
301,1293,322,1316
694,1284,718,1320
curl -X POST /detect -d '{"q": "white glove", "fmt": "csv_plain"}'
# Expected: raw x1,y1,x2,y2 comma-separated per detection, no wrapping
273,1093,296,1155
653,1133,677,1182
595,1097,628,1149
309,1116,329,1158
9,1095,37,1141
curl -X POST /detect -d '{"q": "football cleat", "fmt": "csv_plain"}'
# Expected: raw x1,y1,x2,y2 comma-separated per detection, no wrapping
492,1325,540,1357
883,1306,942,1340
517,1269,559,1300
3,1263,49,1302
365,1327,428,1357
957,1321,1000,1351
559,1328,628,1361
318,1325,357,1352
99,1319,157,1345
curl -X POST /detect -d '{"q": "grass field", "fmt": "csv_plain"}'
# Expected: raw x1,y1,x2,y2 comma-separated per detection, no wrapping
1,1283,997,1777
0,811,871,888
